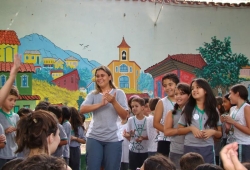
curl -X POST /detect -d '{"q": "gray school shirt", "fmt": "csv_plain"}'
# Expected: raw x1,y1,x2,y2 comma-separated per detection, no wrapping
178,109,221,147
82,89,129,142
62,121,71,158
70,126,86,147
170,110,185,154
0,110,19,159
52,123,67,157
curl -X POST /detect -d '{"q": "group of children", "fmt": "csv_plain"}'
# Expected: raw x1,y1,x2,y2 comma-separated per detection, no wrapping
119,73,250,170
0,58,86,170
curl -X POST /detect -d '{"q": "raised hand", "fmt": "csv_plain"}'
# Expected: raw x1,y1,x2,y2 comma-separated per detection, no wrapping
10,54,21,77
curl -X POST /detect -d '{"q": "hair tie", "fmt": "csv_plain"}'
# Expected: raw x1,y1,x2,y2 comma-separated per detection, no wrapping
33,118,37,123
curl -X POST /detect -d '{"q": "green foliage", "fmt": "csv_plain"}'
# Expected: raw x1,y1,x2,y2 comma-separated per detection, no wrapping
194,36,249,89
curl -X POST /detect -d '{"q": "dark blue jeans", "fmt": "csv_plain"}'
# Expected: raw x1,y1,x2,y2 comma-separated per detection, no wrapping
86,138,122,170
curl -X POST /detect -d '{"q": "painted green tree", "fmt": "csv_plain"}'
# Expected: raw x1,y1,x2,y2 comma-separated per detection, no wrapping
194,36,249,89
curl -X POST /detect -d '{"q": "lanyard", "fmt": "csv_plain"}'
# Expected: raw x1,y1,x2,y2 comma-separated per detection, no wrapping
133,117,146,137
195,106,205,130
167,97,175,108
0,109,15,127
232,102,245,120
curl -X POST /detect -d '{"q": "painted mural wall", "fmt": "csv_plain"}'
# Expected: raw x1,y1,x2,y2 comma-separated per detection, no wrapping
0,0,250,111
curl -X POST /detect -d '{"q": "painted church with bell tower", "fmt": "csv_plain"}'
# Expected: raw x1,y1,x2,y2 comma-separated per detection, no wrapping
107,37,141,90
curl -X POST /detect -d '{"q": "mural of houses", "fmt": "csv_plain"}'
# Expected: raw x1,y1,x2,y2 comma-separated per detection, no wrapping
0,62,40,112
24,50,41,65
65,56,79,69
145,54,206,98
107,37,141,89
50,70,64,79
52,69,80,91
0,30,20,62
43,57,56,68
240,66,250,79
54,58,65,69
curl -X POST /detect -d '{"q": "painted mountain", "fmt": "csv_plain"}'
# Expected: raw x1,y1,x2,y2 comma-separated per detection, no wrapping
18,33,100,70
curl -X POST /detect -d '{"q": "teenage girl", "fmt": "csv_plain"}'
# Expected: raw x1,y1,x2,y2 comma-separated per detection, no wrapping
178,78,222,164
164,83,190,170
125,97,148,170
223,84,250,162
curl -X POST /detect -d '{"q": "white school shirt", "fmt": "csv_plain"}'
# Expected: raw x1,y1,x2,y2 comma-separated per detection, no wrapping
146,115,158,152
127,116,148,153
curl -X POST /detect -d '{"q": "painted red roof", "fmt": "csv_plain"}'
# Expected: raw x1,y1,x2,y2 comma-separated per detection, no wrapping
52,69,79,82
0,62,35,72
145,54,206,72
18,95,41,100
117,37,131,48
148,0,249,7
125,93,150,101
0,30,20,45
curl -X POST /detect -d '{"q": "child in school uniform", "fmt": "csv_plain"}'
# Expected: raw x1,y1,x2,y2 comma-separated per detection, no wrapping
61,106,72,165
164,83,190,170
47,105,68,159
146,97,160,157
153,73,179,156
0,86,20,168
224,84,250,162
0,54,20,169
178,78,222,164
125,97,148,170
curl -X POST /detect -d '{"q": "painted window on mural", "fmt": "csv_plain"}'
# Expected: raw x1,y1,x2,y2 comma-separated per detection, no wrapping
130,67,132,72
115,66,118,72
122,51,126,60
119,76,129,88
157,81,162,97
0,75,6,87
120,64,128,72
21,75,28,87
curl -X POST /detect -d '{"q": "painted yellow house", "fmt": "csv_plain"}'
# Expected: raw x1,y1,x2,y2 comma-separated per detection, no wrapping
0,30,20,62
43,57,56,68
50,70,64,79
65,56,79,69
54,58,65,69
107,37,141,90
24,50,41,64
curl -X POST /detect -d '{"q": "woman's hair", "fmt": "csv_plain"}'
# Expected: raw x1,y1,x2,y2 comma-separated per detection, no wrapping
216,96,225,115
61,106,71,124
35,101,51,111
231,84,250,103
15,110,58,154
12,154,69,170
94,66,116,94
47,105,62,119
149,97,160,111
143,154,176,170
131,97,145,106
172,83,190,115
69,107,84,137
182,78,219,129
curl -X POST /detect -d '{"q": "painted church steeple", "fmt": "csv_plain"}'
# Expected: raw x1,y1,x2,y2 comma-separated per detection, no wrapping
117,37,130,61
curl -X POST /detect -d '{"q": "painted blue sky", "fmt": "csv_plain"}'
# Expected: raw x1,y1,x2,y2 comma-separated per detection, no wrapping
1,0,250,71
